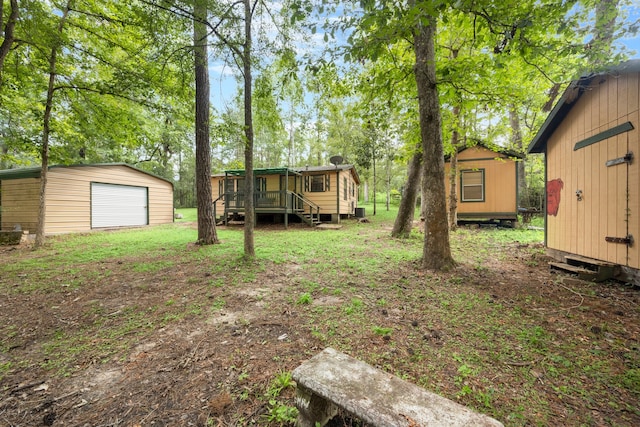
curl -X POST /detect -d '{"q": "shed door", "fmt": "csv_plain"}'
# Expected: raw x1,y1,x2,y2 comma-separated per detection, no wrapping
574,127,632,266
91,183,148,228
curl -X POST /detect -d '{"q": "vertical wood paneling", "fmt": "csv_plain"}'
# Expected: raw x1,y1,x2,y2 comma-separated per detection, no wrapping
608,75,618,125
568,111,577,255
583,142,593,257
627,110,640,268
547,72,639,266
600,120,611,261
599,78,608,126
546,140,560,250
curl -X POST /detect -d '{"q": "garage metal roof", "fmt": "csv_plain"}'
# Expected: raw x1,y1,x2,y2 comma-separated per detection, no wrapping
0,163,173,185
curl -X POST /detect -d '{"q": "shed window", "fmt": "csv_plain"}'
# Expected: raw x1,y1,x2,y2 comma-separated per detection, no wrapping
461,169,484,202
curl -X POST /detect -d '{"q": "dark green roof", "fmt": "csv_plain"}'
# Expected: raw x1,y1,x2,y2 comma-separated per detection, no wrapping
223,167,302,176
218,165,361,184
0,166,41,180
0,163,173,186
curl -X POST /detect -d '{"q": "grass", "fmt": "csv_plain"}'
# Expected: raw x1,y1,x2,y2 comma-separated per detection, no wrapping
2,206,639,426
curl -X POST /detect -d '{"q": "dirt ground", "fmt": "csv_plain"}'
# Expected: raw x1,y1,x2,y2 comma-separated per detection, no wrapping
0,222,639,427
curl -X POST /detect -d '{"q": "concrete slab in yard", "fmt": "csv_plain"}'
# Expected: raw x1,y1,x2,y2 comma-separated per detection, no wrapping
316,224,342,230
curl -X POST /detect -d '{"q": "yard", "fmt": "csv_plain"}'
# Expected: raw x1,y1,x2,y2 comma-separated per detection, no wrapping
0,207,638,426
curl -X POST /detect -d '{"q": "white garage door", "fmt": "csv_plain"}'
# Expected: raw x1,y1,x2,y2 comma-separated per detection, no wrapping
91,183,148,228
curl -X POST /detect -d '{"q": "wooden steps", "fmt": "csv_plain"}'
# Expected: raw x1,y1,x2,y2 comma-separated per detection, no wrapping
549,254,618,282
297,212,321,227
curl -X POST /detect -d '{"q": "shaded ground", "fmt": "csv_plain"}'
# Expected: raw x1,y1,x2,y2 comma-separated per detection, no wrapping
0,220,639,426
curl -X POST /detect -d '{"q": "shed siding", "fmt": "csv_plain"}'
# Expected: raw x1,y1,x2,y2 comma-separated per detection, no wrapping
546,72,640,267
444,146,518,217
0,178,40,231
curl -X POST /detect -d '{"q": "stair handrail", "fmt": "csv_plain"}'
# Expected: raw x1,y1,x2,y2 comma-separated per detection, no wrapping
289,191,320,219
212,193,228,224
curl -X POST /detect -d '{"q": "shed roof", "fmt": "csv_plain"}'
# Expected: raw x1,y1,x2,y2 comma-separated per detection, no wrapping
0,163,173,186
528,60,640,154
445,140,524,161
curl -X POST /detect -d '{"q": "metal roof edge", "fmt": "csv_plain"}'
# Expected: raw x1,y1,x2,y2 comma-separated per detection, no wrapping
0,163,174,187
527,59,640,154
445,140,525,161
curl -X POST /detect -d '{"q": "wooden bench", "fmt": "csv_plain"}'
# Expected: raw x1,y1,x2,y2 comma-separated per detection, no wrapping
292,347,503,427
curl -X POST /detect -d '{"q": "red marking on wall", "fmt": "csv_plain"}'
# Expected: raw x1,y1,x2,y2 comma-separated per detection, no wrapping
547,178,563,216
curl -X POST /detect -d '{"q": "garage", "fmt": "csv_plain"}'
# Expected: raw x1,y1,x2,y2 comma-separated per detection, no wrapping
0,164,174,235
91,183,149,228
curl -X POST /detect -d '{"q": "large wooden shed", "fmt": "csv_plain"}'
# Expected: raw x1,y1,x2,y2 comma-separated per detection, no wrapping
528,60,640,282
0,163,174,235
444,143,523,225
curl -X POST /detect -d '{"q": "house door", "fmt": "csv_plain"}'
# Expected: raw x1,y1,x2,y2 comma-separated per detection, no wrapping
91,183,148,228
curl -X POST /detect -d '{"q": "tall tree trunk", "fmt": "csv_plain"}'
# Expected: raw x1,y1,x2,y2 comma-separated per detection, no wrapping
509,105,526,207
0,0,18,82
0,0,16,159
391,147,421,238
591,0,619,64
194,0,218,245
372,153,377,215
447,149,458,231
385,143,391,211
35,1,72,248
413,11,455,271
243,0,255,258
447,104,461,231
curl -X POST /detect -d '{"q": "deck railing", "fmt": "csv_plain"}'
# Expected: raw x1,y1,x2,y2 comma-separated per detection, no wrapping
213,190,320,224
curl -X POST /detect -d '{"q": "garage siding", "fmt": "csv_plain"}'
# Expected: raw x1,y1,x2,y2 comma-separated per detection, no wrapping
44,165,173,234
0,178,40,232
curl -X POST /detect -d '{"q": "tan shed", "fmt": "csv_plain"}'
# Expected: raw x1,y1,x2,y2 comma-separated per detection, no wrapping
211,165,360,227
528,60,640,283
445,143,523,225
0,163,174,235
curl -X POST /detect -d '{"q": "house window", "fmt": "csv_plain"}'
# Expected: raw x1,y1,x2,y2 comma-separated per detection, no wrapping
306,174,330,192
343,177,347,200
236,178,245,193
461,169,484,202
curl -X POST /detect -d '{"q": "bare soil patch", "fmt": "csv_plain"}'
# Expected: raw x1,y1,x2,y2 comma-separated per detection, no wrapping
0,222,638,426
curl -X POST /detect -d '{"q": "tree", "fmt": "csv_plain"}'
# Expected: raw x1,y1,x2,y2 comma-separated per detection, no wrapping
201,0,304,258
411,4,455,270
241,0,255,258
194,0,219,245
0,0,18,81
0,0,194,245
35,1,73,248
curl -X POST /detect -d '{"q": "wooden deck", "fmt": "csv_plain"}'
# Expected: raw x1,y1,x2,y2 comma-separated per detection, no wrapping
214,190,321,226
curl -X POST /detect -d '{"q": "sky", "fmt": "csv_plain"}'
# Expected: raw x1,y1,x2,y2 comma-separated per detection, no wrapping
208,3,640,110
